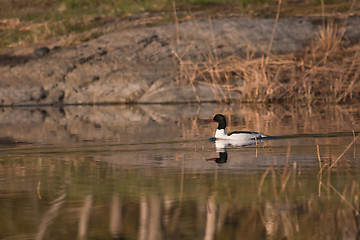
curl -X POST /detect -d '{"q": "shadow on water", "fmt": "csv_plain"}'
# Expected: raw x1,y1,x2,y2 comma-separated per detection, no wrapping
1,104,360,239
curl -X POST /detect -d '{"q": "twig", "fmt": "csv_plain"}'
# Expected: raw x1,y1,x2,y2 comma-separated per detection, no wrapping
258,167,272,198
172,0,180,47
264,0,282,68
322,133,360,174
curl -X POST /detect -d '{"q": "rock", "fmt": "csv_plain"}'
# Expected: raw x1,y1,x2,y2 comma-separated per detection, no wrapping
31,47,50,58
0,16,360,105
139,84,241,103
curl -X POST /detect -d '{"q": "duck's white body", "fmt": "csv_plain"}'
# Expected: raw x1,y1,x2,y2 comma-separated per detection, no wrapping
214,138,258,151
215,129,266,140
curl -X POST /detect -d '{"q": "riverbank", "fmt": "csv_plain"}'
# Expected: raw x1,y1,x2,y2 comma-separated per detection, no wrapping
1,13,360,105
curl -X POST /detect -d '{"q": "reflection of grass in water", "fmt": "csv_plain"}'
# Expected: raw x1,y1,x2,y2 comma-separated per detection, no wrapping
2,106,360,237
1,149,360,238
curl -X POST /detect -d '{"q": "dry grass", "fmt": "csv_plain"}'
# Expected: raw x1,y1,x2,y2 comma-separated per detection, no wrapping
173,0,360,104
175,21,360,104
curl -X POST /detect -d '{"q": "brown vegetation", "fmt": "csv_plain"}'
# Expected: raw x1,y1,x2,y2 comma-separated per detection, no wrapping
176,26,360,104
174,1,360,104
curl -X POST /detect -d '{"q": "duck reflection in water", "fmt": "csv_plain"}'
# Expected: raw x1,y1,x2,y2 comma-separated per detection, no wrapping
207,151,228,164
207,138,262,164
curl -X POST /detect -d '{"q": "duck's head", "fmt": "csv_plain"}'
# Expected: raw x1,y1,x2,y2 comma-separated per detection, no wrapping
212,114,226,129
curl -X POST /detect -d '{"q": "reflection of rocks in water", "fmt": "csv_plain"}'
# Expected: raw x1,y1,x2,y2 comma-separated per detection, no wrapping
0,104,225,145
0,105,158,145
1,104,360,147
0,136,23,146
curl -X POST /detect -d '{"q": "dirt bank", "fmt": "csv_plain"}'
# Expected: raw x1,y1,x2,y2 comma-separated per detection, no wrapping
1,15,360,105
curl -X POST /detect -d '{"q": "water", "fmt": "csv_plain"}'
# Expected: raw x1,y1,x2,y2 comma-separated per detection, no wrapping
1,104,360,240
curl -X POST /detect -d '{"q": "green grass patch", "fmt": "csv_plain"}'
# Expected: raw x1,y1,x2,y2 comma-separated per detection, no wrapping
0,28,31,50
0,0,359,52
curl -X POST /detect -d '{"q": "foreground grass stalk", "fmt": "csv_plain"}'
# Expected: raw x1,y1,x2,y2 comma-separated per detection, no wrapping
264,0,282,68
323,133,360,174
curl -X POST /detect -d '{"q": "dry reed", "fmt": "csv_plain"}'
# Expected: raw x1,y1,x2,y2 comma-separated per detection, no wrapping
174,7,360,104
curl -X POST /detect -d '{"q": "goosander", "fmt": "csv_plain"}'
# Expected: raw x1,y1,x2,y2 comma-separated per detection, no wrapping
211,114,267,140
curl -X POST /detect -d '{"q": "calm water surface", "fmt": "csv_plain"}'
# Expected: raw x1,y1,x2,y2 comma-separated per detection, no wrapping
1,104,360,240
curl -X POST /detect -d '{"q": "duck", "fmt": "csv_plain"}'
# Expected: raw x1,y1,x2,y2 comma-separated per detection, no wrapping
211,114,268,140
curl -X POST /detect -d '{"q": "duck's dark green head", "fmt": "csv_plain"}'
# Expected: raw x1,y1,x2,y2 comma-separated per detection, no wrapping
212,114,226,129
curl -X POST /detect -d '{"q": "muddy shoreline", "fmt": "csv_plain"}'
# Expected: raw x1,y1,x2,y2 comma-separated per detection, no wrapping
1,15,360,106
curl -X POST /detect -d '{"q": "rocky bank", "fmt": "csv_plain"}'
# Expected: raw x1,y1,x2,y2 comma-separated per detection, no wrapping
1,15,360,105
